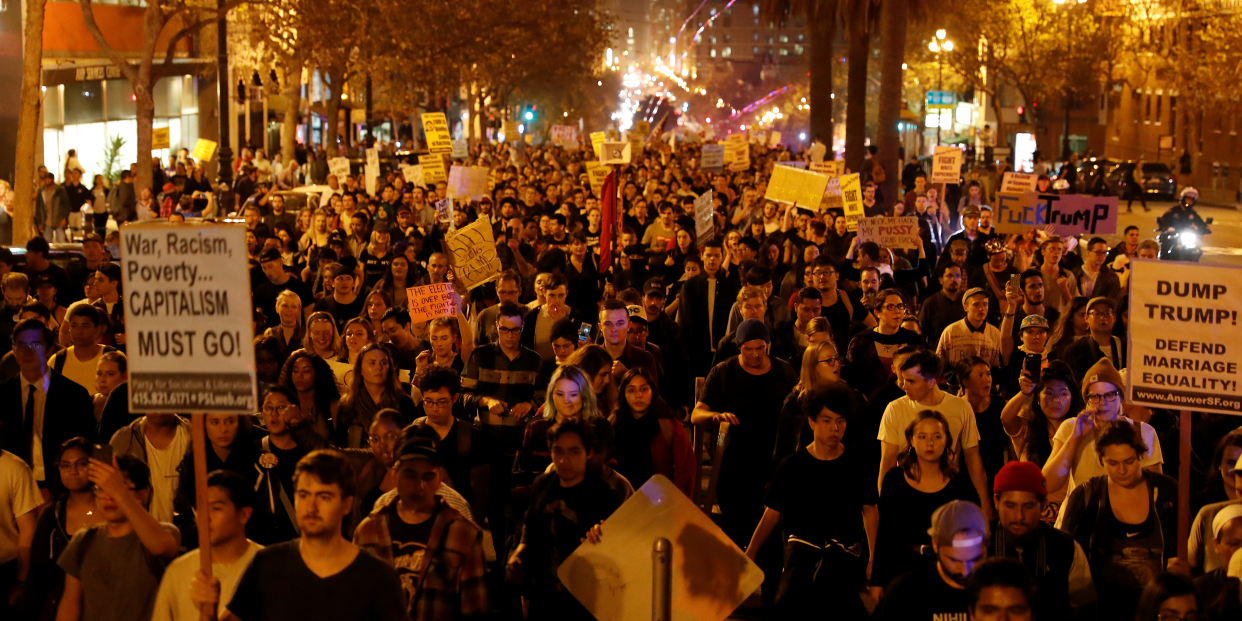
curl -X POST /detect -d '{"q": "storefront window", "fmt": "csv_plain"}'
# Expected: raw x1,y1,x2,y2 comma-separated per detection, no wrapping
105,79,137,120
64,81,104,126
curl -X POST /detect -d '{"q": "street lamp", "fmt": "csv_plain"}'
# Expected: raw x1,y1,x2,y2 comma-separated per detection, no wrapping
928,30,953,145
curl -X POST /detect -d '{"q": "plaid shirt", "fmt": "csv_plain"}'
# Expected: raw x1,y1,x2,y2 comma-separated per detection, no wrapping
460,343,544,427
354,494,489,621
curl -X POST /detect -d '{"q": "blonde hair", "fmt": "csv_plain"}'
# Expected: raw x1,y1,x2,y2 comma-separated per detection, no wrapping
796,340,838,393
541,365,603,422
302,311,343,358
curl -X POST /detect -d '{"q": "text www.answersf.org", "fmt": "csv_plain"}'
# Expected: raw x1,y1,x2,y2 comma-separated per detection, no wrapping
1134,388,1242,412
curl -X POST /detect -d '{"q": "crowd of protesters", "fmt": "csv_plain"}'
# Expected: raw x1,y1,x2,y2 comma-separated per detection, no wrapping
0,135,1238,621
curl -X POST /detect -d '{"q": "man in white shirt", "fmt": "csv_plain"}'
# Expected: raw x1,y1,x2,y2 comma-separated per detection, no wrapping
152,471,262,621
937,287,1002,368
318,174,343,208
48,304,109,396
109,414,191,523
877,350,993,520
0,450,40,606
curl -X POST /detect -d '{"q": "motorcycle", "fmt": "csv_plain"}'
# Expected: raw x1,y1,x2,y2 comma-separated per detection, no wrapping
1156,216,1213,262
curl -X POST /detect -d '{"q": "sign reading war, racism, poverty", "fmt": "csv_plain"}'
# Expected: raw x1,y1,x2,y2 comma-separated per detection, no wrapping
1128,260,1242,415
120,223,257,413
993,191,1118,236
406,282,460,324
856,216,922,249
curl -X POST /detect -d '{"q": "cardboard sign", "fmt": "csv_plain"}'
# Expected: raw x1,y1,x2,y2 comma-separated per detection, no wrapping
120,222,256,413
451,139,469,159
502,120,520,142
839,173,864,230
724,134,749,170
551,125,578,149
448,165,489,201
191,138,217,161
364,164,378,197
152,127,170,150
366,147,380,170
635,120,651,137
558,475,764,621
993,192,1118,236
600,142,632,165
419,155,447,184
700,144,725,173
768,131,782,147
1001,171,1039,193
421,112,453,155
405,282,459,324
586,161,609,198
400,164,424,189
810,160,845,178
591,131,606,158
1128,260,1242,415
765,165,830,210
434,198,452,224
856,216,922,250
328,157,351,182
931,146,963,184
694,190,714,247
445,218,502,290
749,130,767,145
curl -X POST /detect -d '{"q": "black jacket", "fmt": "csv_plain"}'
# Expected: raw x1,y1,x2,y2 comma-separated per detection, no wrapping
0,372,95,489
676,269,741,373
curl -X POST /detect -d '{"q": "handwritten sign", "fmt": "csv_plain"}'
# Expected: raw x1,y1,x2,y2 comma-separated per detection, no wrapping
695,190,714,247
400,164,424,188
152,127,170,150
993,192,1118,236
364,164,378,197
591,131,606,158
328,157,351,182
191,139,217,161
366,147,380,170
551,125,578,149
839,173,864,231
768,131,782,147
434,198,452,224
1001,171,1039,193
1128,260,1242,415
749,130,767,145
586,161,609,198
419,155,447,184
451,139,468,159
931,146,964,184
445,218,503,290
405,282,459,324
856,216,922,250
448,165,489,201
502,120,520,142
700,144,725,173
600,142,632,165
765,165,830,210
421,112,453,155
724,134,749,170
810,160,845,178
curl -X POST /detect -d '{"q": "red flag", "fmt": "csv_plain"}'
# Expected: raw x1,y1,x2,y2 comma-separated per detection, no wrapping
600,169,617,271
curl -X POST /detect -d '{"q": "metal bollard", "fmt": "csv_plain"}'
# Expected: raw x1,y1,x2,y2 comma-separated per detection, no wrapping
653,537,672,621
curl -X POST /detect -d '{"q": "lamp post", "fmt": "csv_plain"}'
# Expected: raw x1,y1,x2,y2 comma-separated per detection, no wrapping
215,0,233,209
1054,0,1087,160
928,29,953,146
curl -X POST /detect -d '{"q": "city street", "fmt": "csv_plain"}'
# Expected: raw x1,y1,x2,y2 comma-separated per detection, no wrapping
1104,201,1242,266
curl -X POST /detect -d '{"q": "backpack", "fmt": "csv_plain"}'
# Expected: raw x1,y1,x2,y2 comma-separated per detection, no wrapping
53,345,117,375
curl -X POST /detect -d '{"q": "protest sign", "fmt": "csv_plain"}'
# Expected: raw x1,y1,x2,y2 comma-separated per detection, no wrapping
191,138,218,161
419,155,447,184
328,157,351,182
724,134,749,171
1001,171,1039,193
591,131,606,158
152,127,170,150
120,222,256,413
405,282,460,324
765,165,830,210
809,160,845,178
695,190,714,247
931,146,964,184
434,198,452,224
768,131,782,147
586,161,609,198
451,139,468,159
400,164,424,188
559,475,764,621
700,144,725,173
993,192,1118,236
502,119,520,142
366,147,380,170
1127,260,1242,415
856,216,922,250
551,125,578,149
750,130,766,145
775,161,808,169
600,142,632,165
448,165,489,201
445,218,503,289
421,112,453,155
635,120,651,136
365,164,378,196
839,173,864,230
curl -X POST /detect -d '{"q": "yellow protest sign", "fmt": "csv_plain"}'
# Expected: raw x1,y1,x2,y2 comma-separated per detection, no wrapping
191,138,217,161
152,127,170,150
590,131,606,158
768,131,782,147
765,165,830,210
445,218,503,290
421,112,453,155
724,133,750,171
419,155,447,184
635,120,650,137
931,146,964,184
839,173,864,230
502,120,520,142
585,161,609,197
810,160,845,178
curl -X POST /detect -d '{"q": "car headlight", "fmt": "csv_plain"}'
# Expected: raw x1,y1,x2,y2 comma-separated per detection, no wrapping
1179,230,1198,248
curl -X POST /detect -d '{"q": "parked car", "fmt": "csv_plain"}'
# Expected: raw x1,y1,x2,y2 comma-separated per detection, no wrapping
267,185,335,215
4,242,115,274
1074,158,1119,195
1107,161,1177,201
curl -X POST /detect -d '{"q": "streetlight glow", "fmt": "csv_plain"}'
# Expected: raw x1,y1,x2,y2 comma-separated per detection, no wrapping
936,29,947,40
929,41,940,52
944,40,954,51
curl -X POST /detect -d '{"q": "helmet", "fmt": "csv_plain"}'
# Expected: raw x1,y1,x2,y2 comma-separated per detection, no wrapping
1181,187,1199,200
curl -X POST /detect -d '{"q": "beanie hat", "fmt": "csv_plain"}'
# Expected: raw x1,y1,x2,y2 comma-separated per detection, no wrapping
993,461,1048,497
928,500,988,548
734,318,771,346
1081,357,1125,400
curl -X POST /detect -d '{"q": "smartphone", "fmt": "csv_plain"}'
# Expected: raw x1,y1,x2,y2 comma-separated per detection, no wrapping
577,323,592,344
92,443,113,465
1024,353,1043,384
1008,273,1021,290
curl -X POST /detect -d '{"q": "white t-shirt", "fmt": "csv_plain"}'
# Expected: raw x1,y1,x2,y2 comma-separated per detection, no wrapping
0,451,42,564
55,346,105,396
1051,415,1164,525
145,431,190,523
878,392,981,459
152,540,262,621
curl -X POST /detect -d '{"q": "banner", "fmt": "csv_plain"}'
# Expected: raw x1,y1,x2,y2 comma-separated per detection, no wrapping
856,216,922,250
695,190,714,247
451,139,469,159
405,282,459,324
152,127,170,150
993,192,1118,236
839,173,864,231
765,165,830,210
421,112,453,155
444,219,503,290
930,146,963,184
419,155,447,184
120,223,256,413
1001,171,1039,193
1128,260,1242,415
328,157,351,182
191,138,218,161
586,161,609,198
700,144,725,173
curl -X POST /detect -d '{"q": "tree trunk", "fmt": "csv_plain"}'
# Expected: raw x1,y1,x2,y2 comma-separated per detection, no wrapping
875,0,907,204
324,70,342,157
134,71,155,194
807,2,837,146
13,0,46,244
844,1,869,172
281,67,301,164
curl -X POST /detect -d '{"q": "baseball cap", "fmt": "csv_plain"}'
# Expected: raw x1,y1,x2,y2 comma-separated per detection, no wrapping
1212,504,1242,541
643,278,666,297
395,435,441,465
962,287,988,303
1086,297,1116,312
627,305,649,326
993,462,1048,497
30,274,56,290
962,205,982,218
259,248,282,263
735,318,770,345
624,244,648,259
929,500,989,549
1020,315,1049,332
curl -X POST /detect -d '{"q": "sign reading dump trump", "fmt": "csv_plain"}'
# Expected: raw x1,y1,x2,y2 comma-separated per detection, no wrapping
1128,260,1242,415
120,223,257,413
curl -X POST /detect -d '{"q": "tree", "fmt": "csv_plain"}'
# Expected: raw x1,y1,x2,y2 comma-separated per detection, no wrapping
875,0,909,202
763,0,838,145
13,0,46,244
843,0,872,171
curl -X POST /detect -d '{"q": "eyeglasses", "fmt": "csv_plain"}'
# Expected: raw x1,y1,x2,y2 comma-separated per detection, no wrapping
1085,390,1122,404
367,432,401,446
13,342,45,353
497,326,521,334
880,303,906,312
813,270,837,277
1088,310,1114,318
262,403,293,416
424,398,453,409
818,357,842,366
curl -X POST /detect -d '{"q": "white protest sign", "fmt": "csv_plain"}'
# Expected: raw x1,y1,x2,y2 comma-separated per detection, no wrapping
451,139,469,159
1127,260,1242,416
1001,171,1040,193
120,222,256,413
931,146,964,184
421,112,453,155
328,157,351,182
365,164,378,197
551,125,578,149
366,147,380,170
768,131,782,147
856,216,922,250
405,282,460,324
700,144,725,173
694,190,714,247
400,164,425,188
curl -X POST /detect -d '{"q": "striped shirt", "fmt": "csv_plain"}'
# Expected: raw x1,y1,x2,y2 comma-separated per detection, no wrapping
461,343,544,427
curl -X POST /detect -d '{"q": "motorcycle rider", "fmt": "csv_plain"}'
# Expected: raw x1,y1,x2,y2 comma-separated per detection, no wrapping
1158,187,1208,232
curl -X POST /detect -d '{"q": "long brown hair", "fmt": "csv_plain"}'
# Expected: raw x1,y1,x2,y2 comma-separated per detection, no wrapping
342,343,403,409
898,410,958,482
565,345,617,417
796,340,839,394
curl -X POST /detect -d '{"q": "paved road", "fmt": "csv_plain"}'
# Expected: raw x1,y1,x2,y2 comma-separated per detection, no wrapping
1098,200,1242,266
